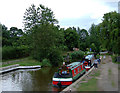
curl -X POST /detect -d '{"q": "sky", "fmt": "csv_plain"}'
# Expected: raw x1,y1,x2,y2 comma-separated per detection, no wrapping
0,0,119,31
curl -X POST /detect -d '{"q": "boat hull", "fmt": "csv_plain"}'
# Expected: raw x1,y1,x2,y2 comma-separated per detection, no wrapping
52,78,72,87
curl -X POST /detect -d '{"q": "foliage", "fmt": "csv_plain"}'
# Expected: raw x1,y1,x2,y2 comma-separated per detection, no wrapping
47,49,63,66
41,58,52,67
2,46,30,60
99,11,120,54
23,4,58,32
31,25,62,63
2,25,24,47
78,28,89,51
64,27,79,50
23,4,63,66
90,43,97,52
111,55,117,62
88,24,101,53
70,50,84,62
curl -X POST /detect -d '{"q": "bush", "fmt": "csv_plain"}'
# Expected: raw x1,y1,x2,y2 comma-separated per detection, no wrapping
70,50,84,62
41,58,52,67
2,45,30,60
100,48,107,52
47,49,63,66
111,55,117,62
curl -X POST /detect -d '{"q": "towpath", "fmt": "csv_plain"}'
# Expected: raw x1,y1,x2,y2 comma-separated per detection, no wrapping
97,55,118,91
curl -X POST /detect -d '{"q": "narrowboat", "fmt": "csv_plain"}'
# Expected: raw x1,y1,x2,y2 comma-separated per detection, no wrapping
52,62,86,88
83,54,95,71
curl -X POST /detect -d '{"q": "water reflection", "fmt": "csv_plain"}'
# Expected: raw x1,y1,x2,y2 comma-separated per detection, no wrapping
2,67,61,91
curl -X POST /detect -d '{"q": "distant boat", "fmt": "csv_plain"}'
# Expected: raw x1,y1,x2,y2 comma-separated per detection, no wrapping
83,54,95,71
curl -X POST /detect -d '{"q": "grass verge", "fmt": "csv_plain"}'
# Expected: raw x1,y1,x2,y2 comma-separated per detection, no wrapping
1,57,42,67
77,78,98,91
77,70,100,91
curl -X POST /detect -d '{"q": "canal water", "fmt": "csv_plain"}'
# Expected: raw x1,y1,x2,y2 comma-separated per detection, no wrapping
1,67,64,91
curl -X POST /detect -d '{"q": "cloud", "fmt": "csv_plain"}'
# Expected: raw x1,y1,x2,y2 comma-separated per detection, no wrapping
59,15,99,30
0,0,118,30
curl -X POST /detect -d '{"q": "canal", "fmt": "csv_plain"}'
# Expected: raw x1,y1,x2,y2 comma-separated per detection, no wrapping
2,67,63,91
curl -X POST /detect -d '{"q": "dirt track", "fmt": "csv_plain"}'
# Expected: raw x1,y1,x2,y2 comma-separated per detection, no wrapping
97,55,118,91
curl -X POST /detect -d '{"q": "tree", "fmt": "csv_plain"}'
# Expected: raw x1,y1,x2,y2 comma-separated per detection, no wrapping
2,24,12,46
99,11,120,54
78,28,89,51
79,29,88,41
64,27,79,50
9,27,24,46
88,24,101,53
23,4,58,32
32,24,63,66
23,4,63,66
10,27,23,37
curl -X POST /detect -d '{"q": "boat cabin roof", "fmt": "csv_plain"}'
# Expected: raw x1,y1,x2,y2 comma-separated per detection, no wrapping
67,62,82,70
85,54,94,60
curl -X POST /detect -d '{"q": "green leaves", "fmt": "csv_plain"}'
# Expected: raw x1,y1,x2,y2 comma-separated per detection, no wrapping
70,50,84,62
100,11,120,54
64,27,79,50
23,4,58,31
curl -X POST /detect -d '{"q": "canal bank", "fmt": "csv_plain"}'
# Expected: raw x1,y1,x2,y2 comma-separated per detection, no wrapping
0,64,41,74
1,57,42,68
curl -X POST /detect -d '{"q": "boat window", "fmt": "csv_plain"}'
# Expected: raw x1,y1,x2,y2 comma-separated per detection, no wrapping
62,71,67,74
78,68,79,72
53,72,72,78
74,70,76,74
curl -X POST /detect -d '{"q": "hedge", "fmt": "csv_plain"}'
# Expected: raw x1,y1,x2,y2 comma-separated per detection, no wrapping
2,45,30,60
70,50,84,62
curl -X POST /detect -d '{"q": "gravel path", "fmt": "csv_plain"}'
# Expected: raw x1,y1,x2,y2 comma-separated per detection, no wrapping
97,55,118,91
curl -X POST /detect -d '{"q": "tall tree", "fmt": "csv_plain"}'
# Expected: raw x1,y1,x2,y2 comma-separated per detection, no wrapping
23,4,62,66
2,24,12,46
64,27,79,50
88,24,101,52
23,4,58,32
100,11,120,54
9,27,24,46
78,29,89,51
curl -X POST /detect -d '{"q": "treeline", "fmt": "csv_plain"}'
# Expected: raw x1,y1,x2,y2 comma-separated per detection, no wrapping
1,4,120,65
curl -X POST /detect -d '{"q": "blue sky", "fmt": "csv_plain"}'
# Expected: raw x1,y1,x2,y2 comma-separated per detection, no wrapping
0,0,119,31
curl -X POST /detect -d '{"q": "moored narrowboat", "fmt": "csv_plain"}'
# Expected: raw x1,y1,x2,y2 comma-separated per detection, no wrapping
52,62,86,88
83,54,95,71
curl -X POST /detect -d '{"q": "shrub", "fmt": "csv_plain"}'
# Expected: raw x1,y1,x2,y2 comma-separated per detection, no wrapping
70,50,84,62
111,55,117,62
2,46,16,59
41,58,52,67
2,45,30,60
47,49,63,66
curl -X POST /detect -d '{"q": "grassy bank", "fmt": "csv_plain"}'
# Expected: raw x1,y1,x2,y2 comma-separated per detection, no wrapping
1,57,42,67
111,55,120,64
77,70,100,91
